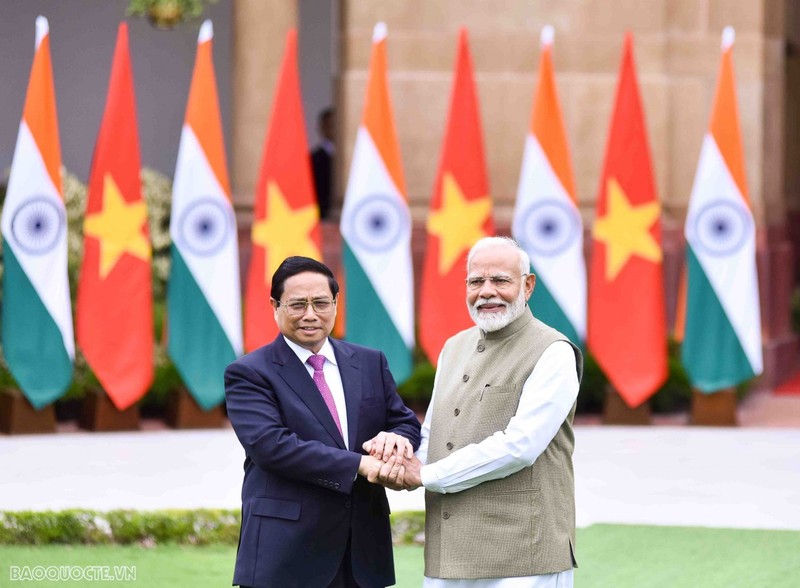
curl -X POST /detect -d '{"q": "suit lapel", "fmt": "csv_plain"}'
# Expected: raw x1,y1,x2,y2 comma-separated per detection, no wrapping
273,337,346,449
332,339,363,451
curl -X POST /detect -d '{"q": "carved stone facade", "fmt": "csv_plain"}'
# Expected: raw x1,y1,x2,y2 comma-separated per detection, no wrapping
231,0,799,388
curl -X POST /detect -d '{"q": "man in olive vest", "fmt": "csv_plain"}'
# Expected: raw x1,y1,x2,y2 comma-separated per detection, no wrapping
371,236,583,587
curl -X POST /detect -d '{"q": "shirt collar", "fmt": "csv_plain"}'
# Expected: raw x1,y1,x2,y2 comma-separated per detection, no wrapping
283,336,338,367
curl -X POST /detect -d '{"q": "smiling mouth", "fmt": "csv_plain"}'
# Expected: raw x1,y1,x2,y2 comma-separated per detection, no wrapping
477,303,506,312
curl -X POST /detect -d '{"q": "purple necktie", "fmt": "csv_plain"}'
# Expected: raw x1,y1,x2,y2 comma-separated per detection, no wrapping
307,354,343,437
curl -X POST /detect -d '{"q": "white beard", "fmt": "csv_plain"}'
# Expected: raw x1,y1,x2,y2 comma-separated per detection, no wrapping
468,287,528,332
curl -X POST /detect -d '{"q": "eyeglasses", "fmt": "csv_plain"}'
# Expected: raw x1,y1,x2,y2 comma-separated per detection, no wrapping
466,274,528,290
275,298,336,316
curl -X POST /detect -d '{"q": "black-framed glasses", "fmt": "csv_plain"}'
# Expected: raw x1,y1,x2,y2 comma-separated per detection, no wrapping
465,274,528,291
275,298,336,316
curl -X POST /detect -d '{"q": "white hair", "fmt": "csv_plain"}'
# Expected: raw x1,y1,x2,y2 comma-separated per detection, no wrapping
466,236,530,276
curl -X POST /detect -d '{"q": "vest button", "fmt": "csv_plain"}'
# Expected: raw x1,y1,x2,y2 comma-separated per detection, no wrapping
462,374,469,382
477,344,485,352
446,442,454,450
442,512,451,520
454,408,460,416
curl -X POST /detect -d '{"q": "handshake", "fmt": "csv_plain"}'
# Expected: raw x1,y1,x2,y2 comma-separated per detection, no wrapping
357,432,422,491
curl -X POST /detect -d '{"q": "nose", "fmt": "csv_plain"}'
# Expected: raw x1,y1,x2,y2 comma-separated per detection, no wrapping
300,304,318,319
478,279,497,298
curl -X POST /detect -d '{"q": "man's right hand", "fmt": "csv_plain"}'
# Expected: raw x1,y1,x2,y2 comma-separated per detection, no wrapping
359,455,406,491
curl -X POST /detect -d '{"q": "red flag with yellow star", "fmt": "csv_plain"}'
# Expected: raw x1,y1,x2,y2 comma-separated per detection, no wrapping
419,28,494,365
76,23,153,410
588,33,667,408
244,29,321,352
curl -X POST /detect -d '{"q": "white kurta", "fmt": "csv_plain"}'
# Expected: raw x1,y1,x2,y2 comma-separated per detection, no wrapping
417,341,580,587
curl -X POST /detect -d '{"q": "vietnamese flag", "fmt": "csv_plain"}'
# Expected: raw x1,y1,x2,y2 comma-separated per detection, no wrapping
419,28,494,365
244,29,321,352
587,33,667,408
76,23,153,411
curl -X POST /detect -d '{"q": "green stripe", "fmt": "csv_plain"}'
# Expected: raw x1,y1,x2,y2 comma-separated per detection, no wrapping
529,264,583,350
681,246,755,392
167,246,236,410
1,241,72,408
343,242,412,383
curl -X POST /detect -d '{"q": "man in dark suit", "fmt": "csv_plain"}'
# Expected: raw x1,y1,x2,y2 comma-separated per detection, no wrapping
225,256,420,588
311,107,335,220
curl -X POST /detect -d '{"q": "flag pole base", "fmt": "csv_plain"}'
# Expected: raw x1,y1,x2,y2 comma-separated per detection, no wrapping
165,388,224,429
602,386,651,425
78,389,140,432
0,388,56,434
690,388,737,426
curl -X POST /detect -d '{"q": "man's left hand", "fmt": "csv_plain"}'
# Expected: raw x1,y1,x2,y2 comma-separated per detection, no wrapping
362,431,414,462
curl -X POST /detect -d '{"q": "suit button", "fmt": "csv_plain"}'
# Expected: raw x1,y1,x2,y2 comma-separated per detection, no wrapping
446,442,454,450
442,512,451,520
334,483,340,489
477,344,485,352
462,374,469,382
344,500,352,509
454,408,460,416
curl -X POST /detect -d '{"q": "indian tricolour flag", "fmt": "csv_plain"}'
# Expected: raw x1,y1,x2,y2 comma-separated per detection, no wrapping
168,20,242,410
1,16,74,409
512,26,585,346
682,27,763,391
340,22,414,383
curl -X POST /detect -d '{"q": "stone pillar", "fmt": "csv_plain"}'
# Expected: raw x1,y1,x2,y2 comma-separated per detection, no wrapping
231,0,297,210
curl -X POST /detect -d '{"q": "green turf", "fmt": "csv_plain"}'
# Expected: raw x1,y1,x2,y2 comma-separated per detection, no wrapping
574,524,800,588
1,525,798,587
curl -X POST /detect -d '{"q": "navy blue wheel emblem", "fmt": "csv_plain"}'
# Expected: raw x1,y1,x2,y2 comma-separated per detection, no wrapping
177,198,233,257
514,199,580,257
10,196,65,255
691,200,752,257
346,194,409,252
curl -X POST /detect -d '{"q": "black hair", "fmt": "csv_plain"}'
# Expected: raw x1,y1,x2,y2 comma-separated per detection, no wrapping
318,107,334,125
271,256,339,301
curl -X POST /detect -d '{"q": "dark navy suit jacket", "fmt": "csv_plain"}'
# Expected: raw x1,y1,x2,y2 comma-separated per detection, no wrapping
225,335,421,588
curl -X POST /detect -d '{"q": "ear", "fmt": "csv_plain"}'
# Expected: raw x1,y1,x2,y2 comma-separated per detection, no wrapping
524,274,536,301
270,298,280,312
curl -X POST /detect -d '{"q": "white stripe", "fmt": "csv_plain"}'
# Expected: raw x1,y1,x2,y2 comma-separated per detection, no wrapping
1,122,74,358
170,126,243,355
512,134,586,340
685,135,762,374
198,20,213,44
341,127,414,348
35,16,48,50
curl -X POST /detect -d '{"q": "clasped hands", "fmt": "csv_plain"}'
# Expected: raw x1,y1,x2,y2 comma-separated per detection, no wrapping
357,432,422,491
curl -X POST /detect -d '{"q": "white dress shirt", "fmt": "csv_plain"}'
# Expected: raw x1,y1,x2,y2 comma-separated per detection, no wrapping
284,336,349,449
417,340,580,587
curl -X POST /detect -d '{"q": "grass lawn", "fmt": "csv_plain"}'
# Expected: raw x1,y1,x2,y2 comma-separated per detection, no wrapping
1,525,798,587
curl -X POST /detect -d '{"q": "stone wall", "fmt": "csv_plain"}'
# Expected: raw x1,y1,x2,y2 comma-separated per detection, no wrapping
231,0,798,387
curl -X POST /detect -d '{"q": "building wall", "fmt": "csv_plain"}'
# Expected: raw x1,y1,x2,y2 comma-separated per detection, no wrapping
338,0,781,227
231,0,797,387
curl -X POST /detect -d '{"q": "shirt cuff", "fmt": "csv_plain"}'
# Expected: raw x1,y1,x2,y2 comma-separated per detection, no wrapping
420,464,444,494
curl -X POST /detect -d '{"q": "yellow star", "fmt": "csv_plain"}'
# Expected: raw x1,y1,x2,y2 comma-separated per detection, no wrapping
427,173,492,274
251,181,320,281
83,174,151,279
593,177,662,281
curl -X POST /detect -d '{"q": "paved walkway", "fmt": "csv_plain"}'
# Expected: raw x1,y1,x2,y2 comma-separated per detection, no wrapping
3,422,799,531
